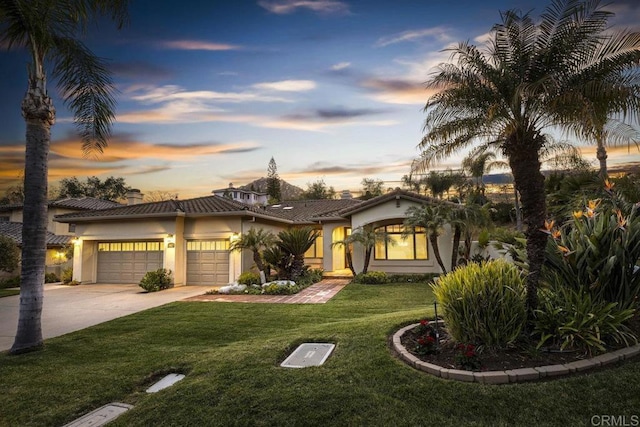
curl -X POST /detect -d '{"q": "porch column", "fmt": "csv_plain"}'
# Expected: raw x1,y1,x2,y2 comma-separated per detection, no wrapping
72,238,83,282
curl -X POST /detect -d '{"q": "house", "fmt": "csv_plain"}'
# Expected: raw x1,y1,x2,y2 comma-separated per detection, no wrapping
0,197,121,276
54,188,455,285
212,183,269,205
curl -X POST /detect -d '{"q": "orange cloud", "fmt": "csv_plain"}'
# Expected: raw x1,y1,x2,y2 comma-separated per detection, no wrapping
160,40,241,51
50,135,262,162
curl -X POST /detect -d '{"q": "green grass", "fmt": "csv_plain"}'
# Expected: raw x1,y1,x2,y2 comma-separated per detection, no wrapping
2,282,640,426
0,289,19,298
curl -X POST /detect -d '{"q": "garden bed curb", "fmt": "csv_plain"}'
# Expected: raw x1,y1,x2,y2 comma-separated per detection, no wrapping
392,323,640,384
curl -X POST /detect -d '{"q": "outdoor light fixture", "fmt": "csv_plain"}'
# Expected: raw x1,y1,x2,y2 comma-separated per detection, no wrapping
71,237,80,245
230,233,240,241
166,234,175,248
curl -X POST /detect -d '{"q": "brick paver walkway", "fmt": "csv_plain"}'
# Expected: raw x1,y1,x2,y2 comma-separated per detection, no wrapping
183,278,349,304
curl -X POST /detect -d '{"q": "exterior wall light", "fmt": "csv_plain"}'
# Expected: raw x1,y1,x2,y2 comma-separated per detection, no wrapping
230,233,240,242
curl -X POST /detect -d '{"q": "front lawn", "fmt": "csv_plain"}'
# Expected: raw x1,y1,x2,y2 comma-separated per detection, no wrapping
0,289,19,298
1,282,640,426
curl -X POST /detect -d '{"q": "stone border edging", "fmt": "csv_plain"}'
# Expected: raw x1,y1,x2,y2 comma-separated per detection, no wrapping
392,323,640,384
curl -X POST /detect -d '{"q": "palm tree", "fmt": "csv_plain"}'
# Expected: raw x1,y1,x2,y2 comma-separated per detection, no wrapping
330,236,356,276
404,205,448,273
2,0,129,354
276,227,319,281
415,0,640,317
462,149,502,190
229,228,276,283
447,202,491,270
347,225,394,274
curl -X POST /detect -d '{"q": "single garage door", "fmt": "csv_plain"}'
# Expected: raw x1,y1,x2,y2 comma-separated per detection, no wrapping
186,240,230,285
97,241,164,283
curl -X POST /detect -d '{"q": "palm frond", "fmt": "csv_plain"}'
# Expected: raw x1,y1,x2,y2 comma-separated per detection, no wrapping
51,36,116,153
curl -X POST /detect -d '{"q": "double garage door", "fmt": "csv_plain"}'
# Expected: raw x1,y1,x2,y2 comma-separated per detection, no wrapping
96,240,230,285
97,241,164,284
186,240,229,285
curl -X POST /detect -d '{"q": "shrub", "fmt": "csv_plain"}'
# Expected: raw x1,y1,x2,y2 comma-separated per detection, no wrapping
44,272,59,283
534,283,637,355
139,269,173,292
262,281,300,295
353,271,389,284
431,259,526,349
0,276,20,289
238,271,260,286
542,199,640,310
0,235,19,273
386,273,438,284
61,267,73,284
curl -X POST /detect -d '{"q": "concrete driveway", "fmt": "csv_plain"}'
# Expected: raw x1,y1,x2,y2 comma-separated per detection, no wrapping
0,283,213,352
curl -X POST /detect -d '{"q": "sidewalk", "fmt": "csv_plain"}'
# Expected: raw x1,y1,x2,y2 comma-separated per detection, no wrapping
184,279,350,304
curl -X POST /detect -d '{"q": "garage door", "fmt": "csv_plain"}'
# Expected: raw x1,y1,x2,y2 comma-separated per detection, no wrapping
186,240,230,285
97,241,164,283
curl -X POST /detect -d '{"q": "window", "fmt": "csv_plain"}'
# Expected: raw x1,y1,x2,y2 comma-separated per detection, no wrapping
374,225,427,260
97,241,164,251
304,231,323,258
0,216,9,222
68,223,76,232
187,240,230,251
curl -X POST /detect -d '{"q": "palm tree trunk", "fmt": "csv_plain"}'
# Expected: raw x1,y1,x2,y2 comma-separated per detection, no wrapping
345,248,356,276
451,225,461,270
362,248,372,274
596,136,608,178
507,141,546,321
429,233,447,274
513,186,523,232
252,251,266,283
11,74,55,354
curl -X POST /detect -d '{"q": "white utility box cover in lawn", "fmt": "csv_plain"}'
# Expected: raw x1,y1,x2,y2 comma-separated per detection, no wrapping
280,343,335,368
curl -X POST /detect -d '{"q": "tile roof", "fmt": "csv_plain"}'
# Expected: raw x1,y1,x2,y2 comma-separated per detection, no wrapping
338,188,447,216
263,199,362,223
0,197,121,212
51,197,122,210
54,195,274,221
54,194,364,224
0,222,71,247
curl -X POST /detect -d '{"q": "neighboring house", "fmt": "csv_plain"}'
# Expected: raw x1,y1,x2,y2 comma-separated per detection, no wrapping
54,188,455,286
212,183,268,205
0,197,122,276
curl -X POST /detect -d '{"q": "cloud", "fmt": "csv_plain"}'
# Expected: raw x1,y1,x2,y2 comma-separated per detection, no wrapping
258,0,349,15
252,80,317,92
159,40,241,51
375,27,453,47
361,78,435,105
330,62,351,71
130,85,288,104
263,107,395,131
473,31,494,45
111,61,173,81
50,134,262,162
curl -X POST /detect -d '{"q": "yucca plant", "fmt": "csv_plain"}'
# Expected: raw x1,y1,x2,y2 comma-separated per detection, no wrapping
431,259,526,349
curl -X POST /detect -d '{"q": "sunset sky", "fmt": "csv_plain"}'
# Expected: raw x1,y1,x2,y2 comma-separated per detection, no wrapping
1,0,640,199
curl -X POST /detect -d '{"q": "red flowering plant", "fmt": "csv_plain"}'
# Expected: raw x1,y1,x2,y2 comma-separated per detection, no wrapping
411,319,439,355
454,343,481,371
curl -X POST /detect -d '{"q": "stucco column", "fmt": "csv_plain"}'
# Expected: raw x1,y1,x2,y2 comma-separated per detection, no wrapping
72,238,83,282
163,234,178,285
229,233,241,284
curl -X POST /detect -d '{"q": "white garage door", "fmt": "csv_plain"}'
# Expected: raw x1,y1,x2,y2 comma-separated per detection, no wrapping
186,240,230,285
97,241,164,283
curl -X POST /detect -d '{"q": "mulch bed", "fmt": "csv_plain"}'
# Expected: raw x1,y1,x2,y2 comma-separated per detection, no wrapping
399,318,640,372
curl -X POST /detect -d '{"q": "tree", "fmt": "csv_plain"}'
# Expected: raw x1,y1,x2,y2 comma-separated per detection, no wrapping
348,225,393,274
3,0,129,354
54,176,131,201
144,190,177,202
0,235,20,273
266,157,281,203
403,205,449,273
415,0,640,317
360,178,384,200
330,236,356,276
229,227,276,284
301,179,335,200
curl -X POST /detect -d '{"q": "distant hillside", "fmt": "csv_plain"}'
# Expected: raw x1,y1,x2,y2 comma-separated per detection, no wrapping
240,178,304,200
